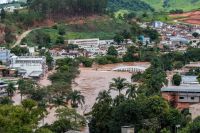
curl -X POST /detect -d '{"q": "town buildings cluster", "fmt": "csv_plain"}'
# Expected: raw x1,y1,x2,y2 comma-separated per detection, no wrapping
49,38,129,58
152,21,200,50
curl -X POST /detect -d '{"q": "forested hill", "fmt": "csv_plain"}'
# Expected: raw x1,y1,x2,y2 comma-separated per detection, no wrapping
28,0,107,17
108,0,154,12
142,0,200,11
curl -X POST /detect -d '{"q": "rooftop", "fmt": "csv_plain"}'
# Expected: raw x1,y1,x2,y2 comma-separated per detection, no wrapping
161,85,200,93
182,75,199,84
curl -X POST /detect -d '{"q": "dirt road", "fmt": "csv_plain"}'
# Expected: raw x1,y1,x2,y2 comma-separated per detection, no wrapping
13,29,33,48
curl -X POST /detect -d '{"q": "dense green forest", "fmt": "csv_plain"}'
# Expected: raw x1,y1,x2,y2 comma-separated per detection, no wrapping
28,0,107,18
108,0,154,12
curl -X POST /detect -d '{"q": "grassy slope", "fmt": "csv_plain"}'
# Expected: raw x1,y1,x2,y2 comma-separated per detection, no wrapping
141,0,163,11
64,18,131,39
142,0,200,11
168,0,200,11
25,17,131,46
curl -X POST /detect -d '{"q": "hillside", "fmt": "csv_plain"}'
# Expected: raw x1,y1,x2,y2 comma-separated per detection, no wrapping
22,17,132,47
142,0,200,11
108,0,154,12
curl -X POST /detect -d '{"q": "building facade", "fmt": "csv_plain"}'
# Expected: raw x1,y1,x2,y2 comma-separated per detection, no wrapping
10,56,47,78
0,47,10,64
67,38,100,54
161,86,200,110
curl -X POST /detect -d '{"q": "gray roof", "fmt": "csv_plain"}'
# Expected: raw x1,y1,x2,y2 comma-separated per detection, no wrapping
29,71,42,77
182,76,198,84
161,85,200,93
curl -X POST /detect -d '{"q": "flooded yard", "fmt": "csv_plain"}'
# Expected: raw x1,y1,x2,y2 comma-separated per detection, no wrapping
73,67,132,113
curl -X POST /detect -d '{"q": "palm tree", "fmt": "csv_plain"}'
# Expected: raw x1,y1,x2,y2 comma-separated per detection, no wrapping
17,79,26,101
6,82,16,99
126,84,137,99
67,90,85,108
96,90,112,103
109,77,128,95
17,79,36,101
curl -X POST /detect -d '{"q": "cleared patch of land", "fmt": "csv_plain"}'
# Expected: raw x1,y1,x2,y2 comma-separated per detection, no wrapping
170,11,200,25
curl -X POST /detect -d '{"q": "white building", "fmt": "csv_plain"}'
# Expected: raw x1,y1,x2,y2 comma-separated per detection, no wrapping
113,66,148,73
0,47,11,64
99,40,114,46
10,56,47,78
68,38,100,54
68,38,99,46
153,21,164,28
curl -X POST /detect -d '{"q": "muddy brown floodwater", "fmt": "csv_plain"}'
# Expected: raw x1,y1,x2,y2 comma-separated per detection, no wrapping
73,67,132,113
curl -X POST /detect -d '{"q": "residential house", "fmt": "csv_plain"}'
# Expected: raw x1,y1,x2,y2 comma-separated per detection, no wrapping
161,85,200,110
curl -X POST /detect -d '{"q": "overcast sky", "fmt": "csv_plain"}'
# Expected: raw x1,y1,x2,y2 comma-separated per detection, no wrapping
0,0,14,4
0,0,8,4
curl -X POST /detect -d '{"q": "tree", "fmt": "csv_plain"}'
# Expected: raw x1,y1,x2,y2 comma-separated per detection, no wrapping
17,79,36,101
0,96,13,104
121,30,131,40
67,90,85,108
35,128,53,133
114,34,124,45
0,104,43,133
11,46,29,56
187,116,200,133
192,32,199,38
58,25,66,35
96,90,112,103
47,119,72,133
22,99,37,111
77,57,93,67
6,82,16,99
173,61,184,69
0,8,6,20
44,51,54,70
107,46,118,57
109,77,128,95
172,74,182,86
56,107,85,128
123,46,138,62
56,36,64,44
126,84,137,99
131,72,143,82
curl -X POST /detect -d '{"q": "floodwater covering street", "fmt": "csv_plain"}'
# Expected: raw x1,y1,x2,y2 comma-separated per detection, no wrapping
74,68,132,113
73,66,132,133
13,63,137,132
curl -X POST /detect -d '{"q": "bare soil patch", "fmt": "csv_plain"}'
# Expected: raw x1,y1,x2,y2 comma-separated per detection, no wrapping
170,11,200,25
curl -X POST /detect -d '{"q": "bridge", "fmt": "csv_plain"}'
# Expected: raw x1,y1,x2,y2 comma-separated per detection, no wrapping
112,66,148,73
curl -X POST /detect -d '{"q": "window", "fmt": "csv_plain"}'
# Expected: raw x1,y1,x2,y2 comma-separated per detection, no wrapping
191,97,195,100
179,97,184,100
